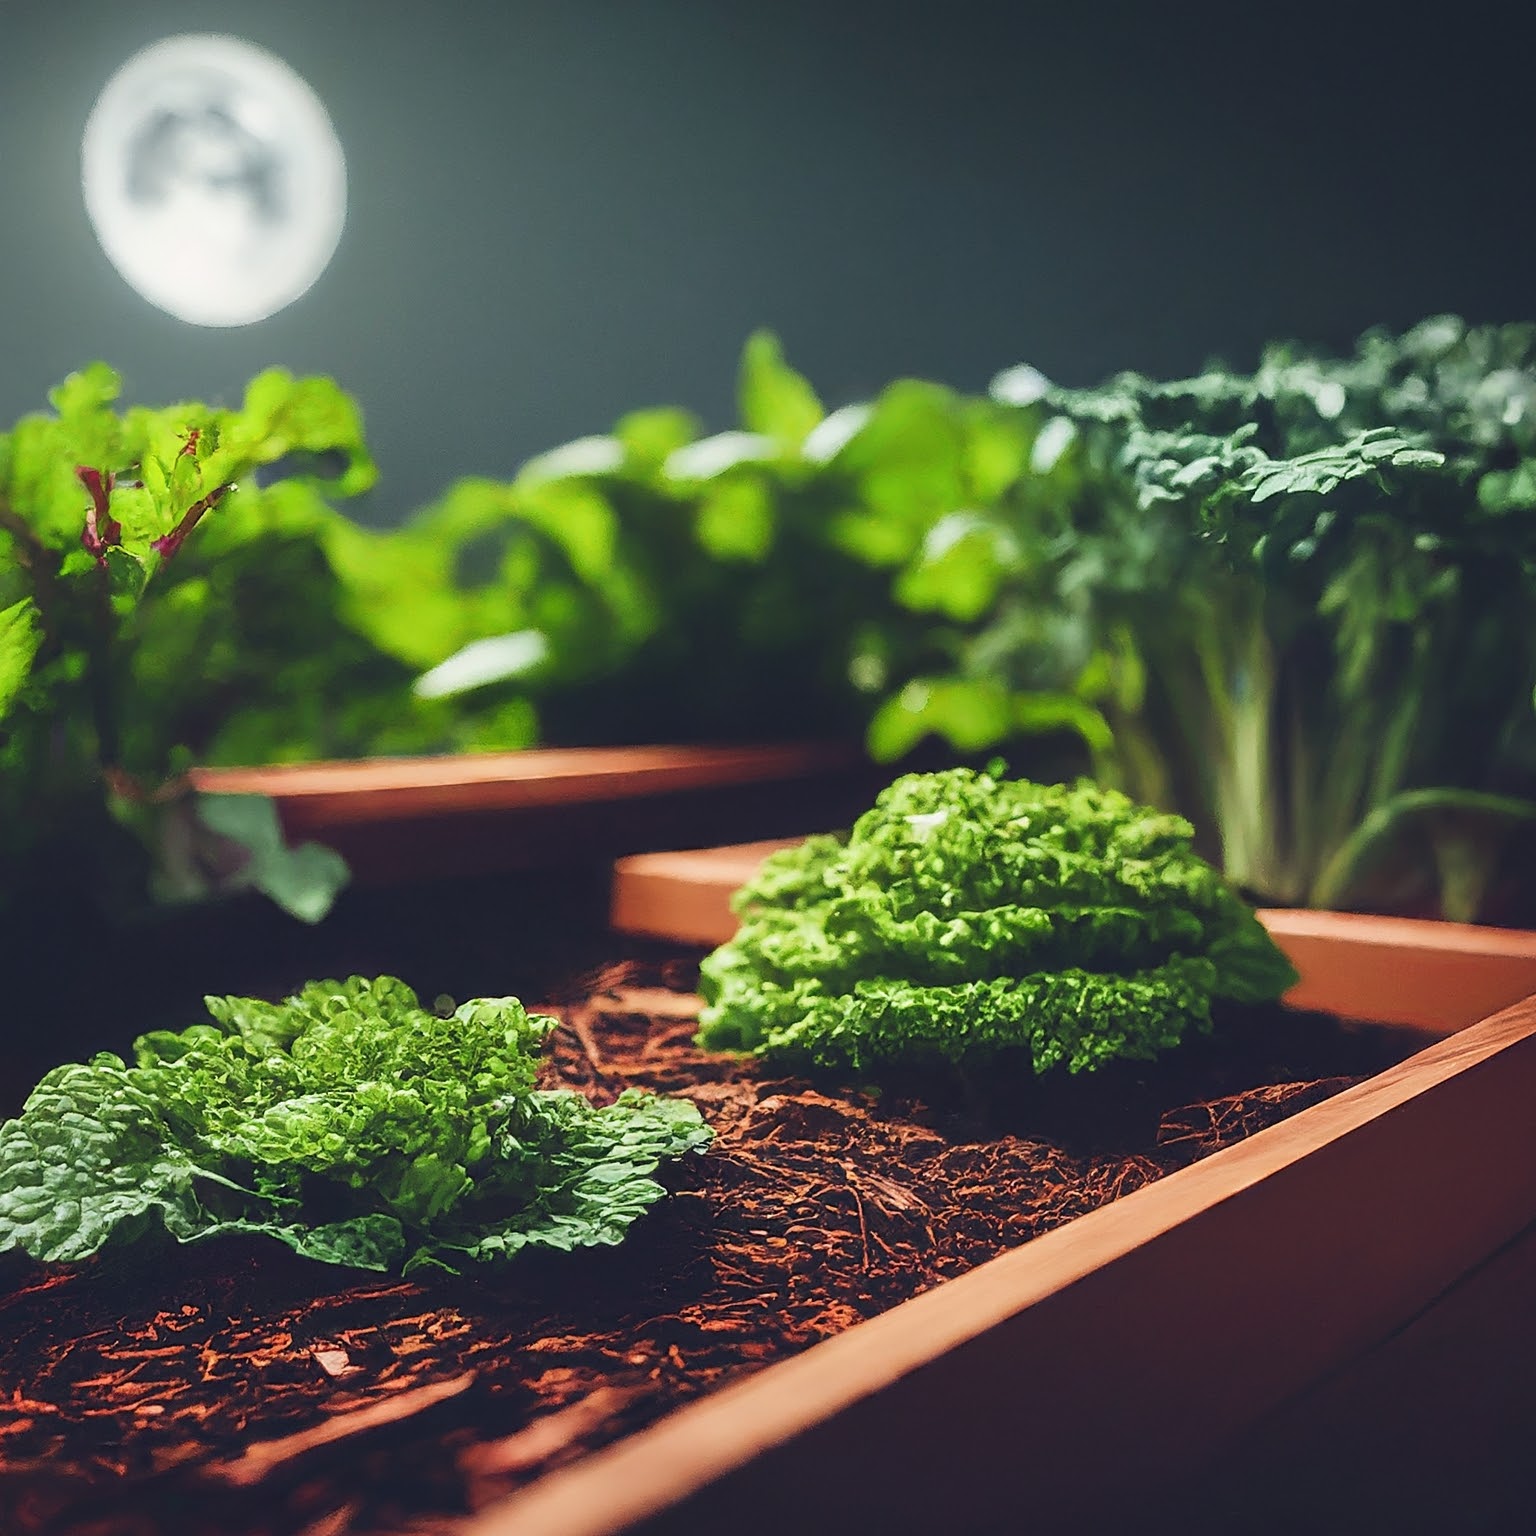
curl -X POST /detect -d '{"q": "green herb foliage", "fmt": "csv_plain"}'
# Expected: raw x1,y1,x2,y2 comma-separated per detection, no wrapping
0,342,1099,932
0,976,710,1275
324,332,1111,759
356,333,967,750
697,767,1297,1074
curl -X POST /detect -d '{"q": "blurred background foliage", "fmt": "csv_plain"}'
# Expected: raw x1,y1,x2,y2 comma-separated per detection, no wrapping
5,318,1534,924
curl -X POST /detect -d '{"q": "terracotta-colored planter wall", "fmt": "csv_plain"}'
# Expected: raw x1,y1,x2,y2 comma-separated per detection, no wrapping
189,747,872,885
449,838,1536,1536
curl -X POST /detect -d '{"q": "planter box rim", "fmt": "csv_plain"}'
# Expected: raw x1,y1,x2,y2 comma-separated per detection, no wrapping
465,984,1536,1536
189,743,858,820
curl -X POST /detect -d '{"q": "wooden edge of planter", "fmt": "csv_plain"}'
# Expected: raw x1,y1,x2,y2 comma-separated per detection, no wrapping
609,837,809,947
468,989,1536,1536
1262,907,1536,1030
610,837,1536,1031
187,744,859,830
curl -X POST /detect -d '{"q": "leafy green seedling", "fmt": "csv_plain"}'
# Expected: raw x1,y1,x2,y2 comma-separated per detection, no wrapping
0,364,382,922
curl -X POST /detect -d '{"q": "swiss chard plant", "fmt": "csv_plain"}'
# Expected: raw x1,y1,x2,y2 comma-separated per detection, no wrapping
0,365,378,921
0,975,710,1275
697,766,1297,1074
0,364,529,927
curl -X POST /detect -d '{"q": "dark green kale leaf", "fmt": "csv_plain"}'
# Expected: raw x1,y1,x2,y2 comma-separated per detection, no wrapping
965,318,1536,921
697,767,1296,1075
0,976,710,1275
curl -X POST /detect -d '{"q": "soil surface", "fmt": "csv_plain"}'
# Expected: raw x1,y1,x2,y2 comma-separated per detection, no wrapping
0,954,1424,1536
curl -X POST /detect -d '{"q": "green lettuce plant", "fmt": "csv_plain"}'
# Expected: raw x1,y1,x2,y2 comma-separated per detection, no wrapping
697,766,1297,1074
0,975,709,1275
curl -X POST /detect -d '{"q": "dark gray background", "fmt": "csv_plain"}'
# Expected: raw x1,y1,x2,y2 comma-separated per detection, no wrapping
2,0,1532,523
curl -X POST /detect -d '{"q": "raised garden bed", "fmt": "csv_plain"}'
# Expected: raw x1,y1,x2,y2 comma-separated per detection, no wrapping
4,868,1536,1535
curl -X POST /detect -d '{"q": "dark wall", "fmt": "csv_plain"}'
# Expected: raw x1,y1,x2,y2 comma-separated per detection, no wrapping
2,0,1532,524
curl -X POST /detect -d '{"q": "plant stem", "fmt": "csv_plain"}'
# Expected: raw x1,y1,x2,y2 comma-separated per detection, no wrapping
90,557,120,770
1310,786,1536,915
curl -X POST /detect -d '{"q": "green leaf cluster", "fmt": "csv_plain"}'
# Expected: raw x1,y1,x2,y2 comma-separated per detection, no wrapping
335,330,1101,760
697,767,1297,1074
356,334,971,750
0,339,1101,934
0,365,532,928
0,365,402,923
0,975,709,1275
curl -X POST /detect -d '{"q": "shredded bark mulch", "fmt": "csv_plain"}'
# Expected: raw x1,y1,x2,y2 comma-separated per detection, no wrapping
0,956,1422,1536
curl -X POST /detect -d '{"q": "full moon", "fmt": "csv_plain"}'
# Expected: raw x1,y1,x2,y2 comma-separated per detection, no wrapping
81,34,347,327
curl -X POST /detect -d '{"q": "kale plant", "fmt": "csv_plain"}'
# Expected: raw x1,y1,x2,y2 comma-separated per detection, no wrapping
0,975,710,1275
697,766,1297,1074
953,317,1536,919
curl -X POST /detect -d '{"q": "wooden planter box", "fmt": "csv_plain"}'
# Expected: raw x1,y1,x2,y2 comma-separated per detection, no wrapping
430,839,1536,1536
11,809,1536,1532
188,745,877,886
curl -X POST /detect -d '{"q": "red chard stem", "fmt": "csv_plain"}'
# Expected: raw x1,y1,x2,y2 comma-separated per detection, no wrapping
151,483,232,561
76,466,121,565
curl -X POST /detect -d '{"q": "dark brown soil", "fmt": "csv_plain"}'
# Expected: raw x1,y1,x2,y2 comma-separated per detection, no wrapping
0,955,1424,1536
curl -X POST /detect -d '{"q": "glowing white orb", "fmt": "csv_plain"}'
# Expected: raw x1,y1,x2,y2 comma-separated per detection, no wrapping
81,34,347,327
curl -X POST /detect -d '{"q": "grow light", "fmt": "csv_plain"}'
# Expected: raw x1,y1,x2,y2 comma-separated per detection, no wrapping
81,34,346,327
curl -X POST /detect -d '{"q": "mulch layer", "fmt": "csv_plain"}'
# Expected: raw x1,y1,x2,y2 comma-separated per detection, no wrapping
0,955,1423,1536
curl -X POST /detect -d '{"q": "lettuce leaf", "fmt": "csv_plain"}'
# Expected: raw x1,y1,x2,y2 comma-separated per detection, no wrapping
698,767,1297,1074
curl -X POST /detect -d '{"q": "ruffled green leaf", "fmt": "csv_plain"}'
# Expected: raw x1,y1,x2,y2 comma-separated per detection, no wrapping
699,767,1297,1074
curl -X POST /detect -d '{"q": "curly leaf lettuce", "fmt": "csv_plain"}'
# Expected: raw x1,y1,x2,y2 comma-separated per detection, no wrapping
0,976,710,1274
698,767,1297,1074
